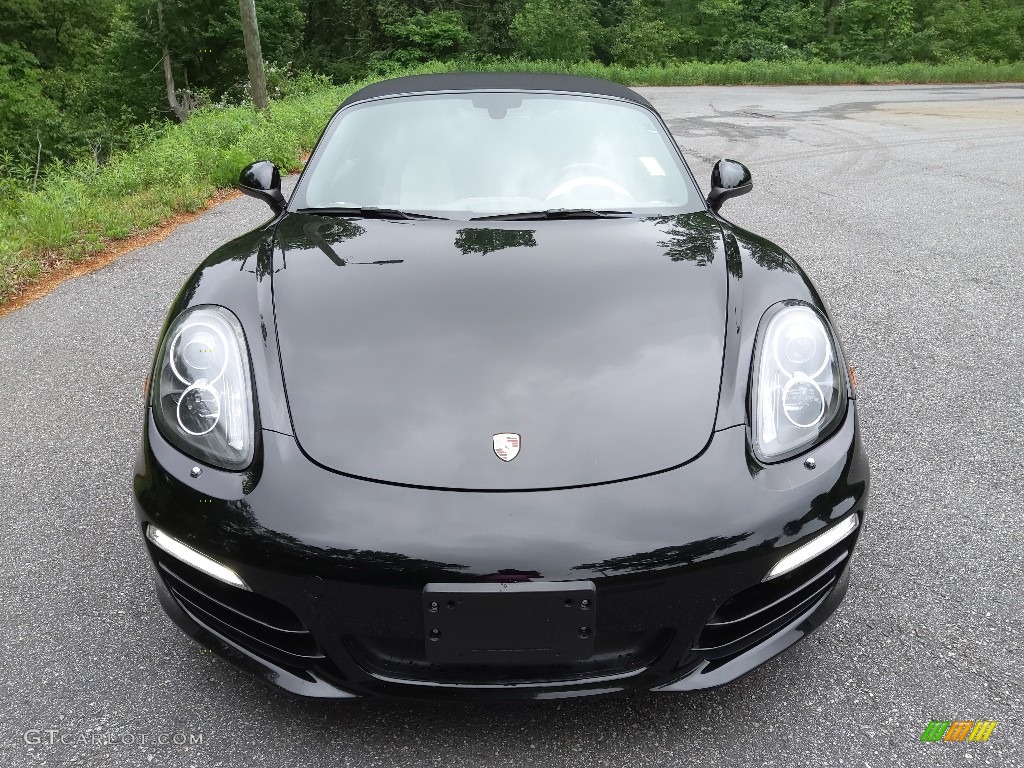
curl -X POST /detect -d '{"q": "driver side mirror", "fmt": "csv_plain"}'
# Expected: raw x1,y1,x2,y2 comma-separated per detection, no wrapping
706,159,752,213
238,160,286,213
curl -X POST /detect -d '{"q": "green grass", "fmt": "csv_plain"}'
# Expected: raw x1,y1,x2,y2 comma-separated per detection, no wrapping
2,58,1023,305
401,57,1024,86
0,82,353,303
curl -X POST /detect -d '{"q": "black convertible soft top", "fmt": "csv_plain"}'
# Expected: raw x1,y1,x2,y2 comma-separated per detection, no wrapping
341,72,654,111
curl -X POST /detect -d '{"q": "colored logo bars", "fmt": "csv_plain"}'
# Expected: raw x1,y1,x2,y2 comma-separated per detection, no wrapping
920,721,998,742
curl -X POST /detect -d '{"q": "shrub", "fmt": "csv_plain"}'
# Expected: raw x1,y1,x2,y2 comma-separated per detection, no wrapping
373,10,473,67
510,0,599,62
611,0,681,67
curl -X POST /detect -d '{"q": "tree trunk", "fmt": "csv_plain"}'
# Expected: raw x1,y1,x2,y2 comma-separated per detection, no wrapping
239,0,269,110
826,0,842,37
157,1,189,122
33,131,42,193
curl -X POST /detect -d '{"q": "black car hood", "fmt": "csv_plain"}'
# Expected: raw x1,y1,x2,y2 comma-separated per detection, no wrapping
271,213,727,490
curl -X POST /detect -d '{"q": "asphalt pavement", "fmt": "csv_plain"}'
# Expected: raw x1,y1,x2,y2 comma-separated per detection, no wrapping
1,84,1021,767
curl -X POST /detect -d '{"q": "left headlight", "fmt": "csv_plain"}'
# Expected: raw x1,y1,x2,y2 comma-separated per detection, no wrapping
751,302,847,462
151,305,255,470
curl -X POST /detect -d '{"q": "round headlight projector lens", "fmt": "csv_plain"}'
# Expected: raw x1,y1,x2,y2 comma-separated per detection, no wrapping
774,317,829,378
176,382,222,436
782,375,825,428
784,333,817,365
170,323,228,386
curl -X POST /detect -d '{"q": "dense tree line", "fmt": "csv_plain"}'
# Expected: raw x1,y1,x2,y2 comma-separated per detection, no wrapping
2,0,1023,181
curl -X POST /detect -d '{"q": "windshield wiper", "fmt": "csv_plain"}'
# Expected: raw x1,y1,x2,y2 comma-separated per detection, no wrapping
295,206,446,220
471,208,633,221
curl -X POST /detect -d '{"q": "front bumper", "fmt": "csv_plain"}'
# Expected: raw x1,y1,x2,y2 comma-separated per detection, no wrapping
133,405,869,700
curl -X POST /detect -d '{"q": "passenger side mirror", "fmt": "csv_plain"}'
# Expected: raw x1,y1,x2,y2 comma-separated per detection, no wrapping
238,160,286,212
706,159,753,213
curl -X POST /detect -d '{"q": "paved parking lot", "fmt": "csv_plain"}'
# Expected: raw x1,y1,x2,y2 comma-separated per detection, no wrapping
1,84,1021,766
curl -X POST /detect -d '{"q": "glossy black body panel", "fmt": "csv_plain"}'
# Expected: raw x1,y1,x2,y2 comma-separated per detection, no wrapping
135,402,867,699
272,213,727,489
707,159,753,212
135,76,869,699
238,160,286,212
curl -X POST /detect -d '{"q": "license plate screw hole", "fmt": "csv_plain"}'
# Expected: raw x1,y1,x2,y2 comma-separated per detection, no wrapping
580,599,590,610
429,628,441,641
578,626,591,638
447,600,457,610
564,598,574,608
428,601,438,613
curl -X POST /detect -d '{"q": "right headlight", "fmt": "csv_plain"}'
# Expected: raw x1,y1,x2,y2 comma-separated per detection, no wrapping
151,305,255,470
751,302,848,462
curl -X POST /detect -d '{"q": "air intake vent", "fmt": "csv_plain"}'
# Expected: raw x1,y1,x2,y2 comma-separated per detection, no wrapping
695,542,852,663
153,549,324,672
345,628,674,685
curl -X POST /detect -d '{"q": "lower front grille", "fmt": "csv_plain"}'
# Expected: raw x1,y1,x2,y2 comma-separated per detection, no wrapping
694,532,854,666
345,628,674,685
152,548,324,673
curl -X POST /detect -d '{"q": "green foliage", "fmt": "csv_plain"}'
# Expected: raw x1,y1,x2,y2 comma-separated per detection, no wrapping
510,0,600,61
0,0,118,69
0,44,52,178
930,0,1024,62
834,0,916,63
664,0,824,62
686,0,746,60
462,0,525,57
372,10,472,67
0,0,120,171
103,0,307,112
611,0,680,66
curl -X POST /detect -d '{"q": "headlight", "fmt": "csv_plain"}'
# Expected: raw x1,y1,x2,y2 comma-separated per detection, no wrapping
751,303,847,462
151,306,255,470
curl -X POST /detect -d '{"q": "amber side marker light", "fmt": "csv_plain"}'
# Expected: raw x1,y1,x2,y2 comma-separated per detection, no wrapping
849,366,857,391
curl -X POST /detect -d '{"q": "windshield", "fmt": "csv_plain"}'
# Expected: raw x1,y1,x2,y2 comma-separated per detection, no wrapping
292,92,702,219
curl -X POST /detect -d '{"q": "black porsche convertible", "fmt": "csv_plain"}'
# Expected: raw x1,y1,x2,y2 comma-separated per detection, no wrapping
133,73,869,699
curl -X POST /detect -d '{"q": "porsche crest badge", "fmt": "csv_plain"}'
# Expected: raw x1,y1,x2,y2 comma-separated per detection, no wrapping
492,433,521,462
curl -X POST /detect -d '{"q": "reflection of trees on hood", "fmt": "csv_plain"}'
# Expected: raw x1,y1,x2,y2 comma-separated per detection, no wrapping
645,214,720,267
265,216,372,267
274,218,367,266
741,233,797,273
644,214,798,277
256,240,275,280
455,228,537,255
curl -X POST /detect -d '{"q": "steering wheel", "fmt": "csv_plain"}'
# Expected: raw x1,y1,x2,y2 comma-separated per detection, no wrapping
545,163,633,202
